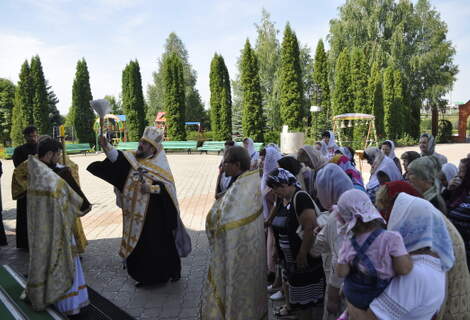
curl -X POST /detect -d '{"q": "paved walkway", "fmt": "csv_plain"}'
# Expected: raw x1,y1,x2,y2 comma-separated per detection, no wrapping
0,143,468,319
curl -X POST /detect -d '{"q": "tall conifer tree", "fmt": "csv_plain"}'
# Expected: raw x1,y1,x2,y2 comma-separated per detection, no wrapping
122,60,146,141
70,58,95,145
11,60,33,146
162,53,186,140
312,39,331,130
383,66,396,139
333,49,354,116
0,78,15,145
209,54,232,140
279,24,304,130
393,69,405,137
368,62,384,137
240,40,264,141
30,56,50,134
350,47,369,144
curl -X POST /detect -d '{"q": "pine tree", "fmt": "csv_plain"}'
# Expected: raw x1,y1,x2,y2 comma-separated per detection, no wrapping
312,39,331,131
332,49,354,116
70,58,95,145
162,53,186,140
209,54,221,137
368,62,384,137
350,47,369,144
219,56,232,140
279,24,304,131
383,66,396,139
393,69,405,138
11,60,33,146
30,56,50,134
240,39,264,141
147,33,205,124
46,81,63,128
0,78,15,145
209,54,232,140
122,60,146,141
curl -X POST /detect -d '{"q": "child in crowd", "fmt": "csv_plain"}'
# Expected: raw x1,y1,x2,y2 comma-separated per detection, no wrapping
334,189,412,319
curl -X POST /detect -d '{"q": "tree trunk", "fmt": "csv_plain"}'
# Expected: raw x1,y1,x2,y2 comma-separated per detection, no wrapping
431,106,438,137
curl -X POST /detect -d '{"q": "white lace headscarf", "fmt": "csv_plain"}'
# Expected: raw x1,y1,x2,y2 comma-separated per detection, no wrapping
243,138,259,161
367,155,403,190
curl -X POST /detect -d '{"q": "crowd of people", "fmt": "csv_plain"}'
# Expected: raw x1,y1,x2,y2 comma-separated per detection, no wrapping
203,132,470,320
2,125,470,319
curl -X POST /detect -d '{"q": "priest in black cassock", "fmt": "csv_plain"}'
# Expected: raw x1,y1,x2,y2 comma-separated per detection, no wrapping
12,126,38,249
87,127,191,287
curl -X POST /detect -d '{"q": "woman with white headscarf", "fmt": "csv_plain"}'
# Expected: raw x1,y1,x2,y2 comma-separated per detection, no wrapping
440,163,459,191
364,147,403,203
348,193,454,320
321,131,339,159
243,137,259,169
419,133,448,165
381,140,402,174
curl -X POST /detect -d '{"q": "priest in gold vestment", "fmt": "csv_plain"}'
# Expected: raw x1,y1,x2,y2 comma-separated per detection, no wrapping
24,138,89,314
201,146,267,320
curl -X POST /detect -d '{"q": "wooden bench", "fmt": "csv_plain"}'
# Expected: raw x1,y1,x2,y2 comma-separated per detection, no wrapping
65,143,92,155
162,141,198,154
197,141,226,154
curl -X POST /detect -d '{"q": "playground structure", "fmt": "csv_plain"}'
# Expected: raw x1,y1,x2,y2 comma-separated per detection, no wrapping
154,111,202,138
93,114,127,144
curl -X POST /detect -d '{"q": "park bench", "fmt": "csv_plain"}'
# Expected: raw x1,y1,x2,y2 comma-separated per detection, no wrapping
4,147,15,159
116,142,139,151
197,141,226,154
65,143,92,155
235,141,264,152
162,141,198,154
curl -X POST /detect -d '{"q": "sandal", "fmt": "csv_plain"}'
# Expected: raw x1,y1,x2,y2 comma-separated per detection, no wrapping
273,305,297,319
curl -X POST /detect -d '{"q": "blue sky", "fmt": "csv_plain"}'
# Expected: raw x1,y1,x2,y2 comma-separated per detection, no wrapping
1,0,469,115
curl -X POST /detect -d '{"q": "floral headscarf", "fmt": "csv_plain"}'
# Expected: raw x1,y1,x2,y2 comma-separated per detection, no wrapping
333,189,385,236
266,168,301,189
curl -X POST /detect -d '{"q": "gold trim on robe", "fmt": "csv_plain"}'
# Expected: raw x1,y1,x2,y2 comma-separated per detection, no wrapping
201,169,267,320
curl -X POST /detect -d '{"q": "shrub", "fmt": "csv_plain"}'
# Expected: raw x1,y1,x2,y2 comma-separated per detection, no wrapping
396,134,418,147
264,131,280,145
437,119,453,143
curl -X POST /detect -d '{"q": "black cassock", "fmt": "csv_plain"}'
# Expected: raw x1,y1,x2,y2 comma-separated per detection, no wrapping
12,142,37,249
87,151,181,285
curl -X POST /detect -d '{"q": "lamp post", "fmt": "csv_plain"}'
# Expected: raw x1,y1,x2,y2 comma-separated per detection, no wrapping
310,106,321,140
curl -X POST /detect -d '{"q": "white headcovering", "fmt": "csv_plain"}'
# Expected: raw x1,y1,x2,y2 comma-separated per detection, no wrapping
244,138,259,161
327,130,337,149
383,140,397,160
334,189,385,235
315,163,354,210
388,193,455,271
441,163,458,185
338,146,353,160
367,155,403,190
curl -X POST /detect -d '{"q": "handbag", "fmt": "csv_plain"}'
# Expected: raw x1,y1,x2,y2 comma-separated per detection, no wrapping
293,190,329,239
